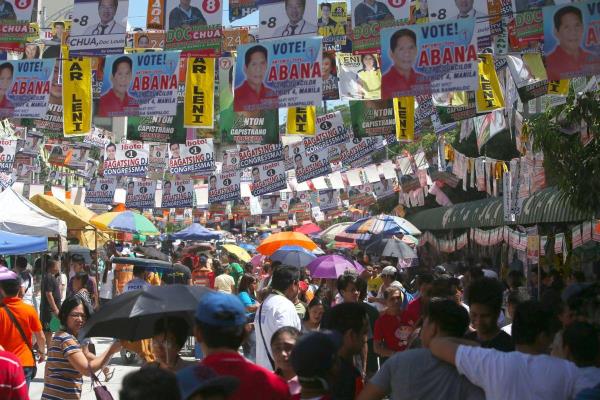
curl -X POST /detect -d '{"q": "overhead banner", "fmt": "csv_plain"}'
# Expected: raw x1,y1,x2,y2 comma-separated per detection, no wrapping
318,2,347,50
164,0,222,55
257,0,317,41
125,180,157,209
543,2,600,81
476,53,504,113
123,104,187,143
260,195,282,215
250,161,287,196
318,189,340,211
97,51,180,117
350,0,409,54
287,106,316,135
233,38,323,111
336,53,382,100
208,170,241,203
161,179,194,208
373,177,396,199
103,142,149,177
294,146,332,183
84,127,112,148
0,139,17,172
184,57,215,128
506,54,548,102
350,99,395,137
168,139,215,175
394,97,415,142
475,109,507,151
85,176,117,205
380,20,478,99
303,111,351,153
69,0,128,56
340,137,380,166
0,59,55,118
63,57,93,136
238,143,283,168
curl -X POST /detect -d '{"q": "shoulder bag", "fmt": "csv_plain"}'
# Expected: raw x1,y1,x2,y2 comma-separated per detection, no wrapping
89,364,114,400
1,303,37,378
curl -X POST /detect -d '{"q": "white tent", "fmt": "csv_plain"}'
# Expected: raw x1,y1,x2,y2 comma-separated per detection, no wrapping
0,187,67,238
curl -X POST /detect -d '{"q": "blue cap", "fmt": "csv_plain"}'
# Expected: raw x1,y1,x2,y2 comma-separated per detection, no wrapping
177,364,239,400
195,291,247,327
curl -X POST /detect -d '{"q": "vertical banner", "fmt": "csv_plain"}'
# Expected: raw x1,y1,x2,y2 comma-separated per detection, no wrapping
0,59,56,118
286,106,316,135
161,179,194,208
147,0,165,29
184,57,215,128
318,2,347,50
322,51,340,100
394,97,415,142
475,53,504,113
63,57,93,136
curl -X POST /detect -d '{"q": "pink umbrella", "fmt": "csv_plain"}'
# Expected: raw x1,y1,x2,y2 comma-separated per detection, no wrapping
306,255,364,279
250,254,266,274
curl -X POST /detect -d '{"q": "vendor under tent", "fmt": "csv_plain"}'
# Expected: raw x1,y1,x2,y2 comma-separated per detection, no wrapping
172,223,223,241
0,230,48,255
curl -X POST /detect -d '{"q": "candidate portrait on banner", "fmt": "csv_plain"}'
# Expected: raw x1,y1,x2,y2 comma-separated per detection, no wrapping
274,0,317,37
0,62,14,115
234,45,278,111
168,0,207,29
353,0,393,27
0,0,16,20
84,0,127,35
97,56,138,117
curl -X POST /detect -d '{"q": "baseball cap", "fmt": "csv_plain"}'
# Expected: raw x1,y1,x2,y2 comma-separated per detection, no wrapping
291,330,341,384
0,266,18,281
195,291,247,327
381,266,397,276
177,364,239,400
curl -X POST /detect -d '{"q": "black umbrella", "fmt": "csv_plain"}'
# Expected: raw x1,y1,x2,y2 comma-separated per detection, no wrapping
133,245,170,261
78,284,210,341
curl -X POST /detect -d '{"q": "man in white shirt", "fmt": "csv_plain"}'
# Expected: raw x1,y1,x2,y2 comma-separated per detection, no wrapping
84,0,126,35
255,266,302,370
274,0,317,37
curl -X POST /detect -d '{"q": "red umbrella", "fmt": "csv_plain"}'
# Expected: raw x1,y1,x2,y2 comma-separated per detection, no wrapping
294,223,322,235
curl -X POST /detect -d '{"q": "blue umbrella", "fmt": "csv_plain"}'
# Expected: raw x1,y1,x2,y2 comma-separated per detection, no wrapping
172,223,223,241
270,245,317,268
0,230,48,255
238,243,256,252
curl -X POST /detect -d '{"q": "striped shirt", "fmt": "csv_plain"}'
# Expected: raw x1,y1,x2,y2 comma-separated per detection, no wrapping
41,331,83,400
0,350,28,400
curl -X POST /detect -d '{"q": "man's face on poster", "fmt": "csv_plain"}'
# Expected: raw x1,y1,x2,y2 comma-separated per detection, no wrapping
99,0,117,25
0,66,12,100
164,182,171,195
391,34,418,72
170,143,180,158
286,0,305,25
244,51,268,87
321,4,331,19
555,12,584,54
454,0,474,16
127,182,134,195
252,168,260,183
53,23,65,39
111,61,132,97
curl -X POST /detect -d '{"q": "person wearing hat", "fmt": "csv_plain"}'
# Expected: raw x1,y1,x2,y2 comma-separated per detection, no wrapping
192,291,291,400
368,265,402,312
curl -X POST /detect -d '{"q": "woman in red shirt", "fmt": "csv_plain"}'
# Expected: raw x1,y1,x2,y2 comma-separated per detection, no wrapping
373,286,411,360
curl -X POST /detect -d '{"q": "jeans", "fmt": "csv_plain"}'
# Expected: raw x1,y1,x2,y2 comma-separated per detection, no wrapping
23,366,36,387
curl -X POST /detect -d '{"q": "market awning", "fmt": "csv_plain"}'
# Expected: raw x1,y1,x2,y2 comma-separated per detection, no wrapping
407,187,592,231
0,230,48,255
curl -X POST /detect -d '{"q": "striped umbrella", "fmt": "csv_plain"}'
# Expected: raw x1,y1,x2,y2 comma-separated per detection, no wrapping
345,215,421,235
90,211,159,235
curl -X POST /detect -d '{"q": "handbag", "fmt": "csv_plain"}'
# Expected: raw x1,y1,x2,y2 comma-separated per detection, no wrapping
89,364,114,400
1,303,37,378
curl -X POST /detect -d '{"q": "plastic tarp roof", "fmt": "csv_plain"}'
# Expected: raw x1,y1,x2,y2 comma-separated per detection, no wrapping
0,230,48,255
0,188,67,237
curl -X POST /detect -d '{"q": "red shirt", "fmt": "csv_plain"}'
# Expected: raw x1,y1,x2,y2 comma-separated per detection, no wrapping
0,96,14,117
97,89,139,117
545,45,597,80
201,352,291,400
191,268,215,289
381,67,430,99
0,350,28,400
374,313,410,352
233,81,278,112
402,296,423,328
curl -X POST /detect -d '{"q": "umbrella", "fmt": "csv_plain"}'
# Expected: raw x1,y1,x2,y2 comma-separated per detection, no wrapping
183,243,215,254
345,215,421,235
250,254,266,268
133,246,170,261
270,245,317,268
365,238,417,259
326,241,356,250
172,223,222,241
257,232,317,256
222,244,252,263
318,222,354,242
306,255,364,279
334,231,372,244
78,284,209,341
238,243,256,253
293,223,322,235
91,211,159,235
0,230,48,255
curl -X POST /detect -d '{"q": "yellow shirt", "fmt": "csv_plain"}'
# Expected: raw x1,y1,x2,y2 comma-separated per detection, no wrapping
367,276,383,293
358,69,382,100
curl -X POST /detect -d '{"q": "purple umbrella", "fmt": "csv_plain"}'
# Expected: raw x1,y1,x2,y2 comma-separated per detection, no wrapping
306,255,364,279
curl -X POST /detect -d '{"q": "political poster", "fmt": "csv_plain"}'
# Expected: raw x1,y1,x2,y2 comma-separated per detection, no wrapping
348,184,376,206
427,0,490,49
164,0,222,56
232,198,251,218
0,59,55,118
66,143,93,169
249,161,287,196
506,53,548,102
294,146,332,183
148,143,168,178
229,0,257,22
84,127,112,148
303,111,351,153
433,91,477,124
476,53,504,113
0,0,36,49
103,142,149,177
380,20,479,99
507,10,543,51
350,0,410,54
122,104,188,143
257,0,317,41
373,177,397,199
47,143,71,166
543,2,600,81
13,156,36,183
208,170,241,203
288,191,311,213
233,38,322,112
238,143,283,168
318,189,339,211
97,52,180,117
184,57,215,128
322,51,340,100
85,176,117,205
350,99,395,137
132,31,165,49
394,96,415,141
318,2,347,50
0,139,17,172
161,179,194,208
474,109,507,151
283,140,303,170
20,130,44,156
287,106,316,135
125,180,157,208
222,27,250,52
168,139,215,175
340,137,381,166
336,53,382,100
63,57,93,136
221,149,240,172
68,0,128,56
146,0,166,30
260,194,282,214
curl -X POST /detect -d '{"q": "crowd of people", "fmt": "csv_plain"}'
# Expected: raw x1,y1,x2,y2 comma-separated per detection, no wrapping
0,240,599,400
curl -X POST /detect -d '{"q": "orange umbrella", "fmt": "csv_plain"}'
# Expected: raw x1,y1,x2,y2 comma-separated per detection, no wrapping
257,232,317,256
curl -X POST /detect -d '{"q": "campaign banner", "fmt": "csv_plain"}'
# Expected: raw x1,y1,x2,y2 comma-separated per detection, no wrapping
68,0,128,56
433,91,477,124
232,198,251,217
348,184,375,206
294,147,332,183
148,143,167,179
103,142,149,177
257,0,317,41
303,111,351,153
318,2,347,49
394,96,415,141
283,141,303,171
335,53,382,100
508,10,543,51
233,38,322,112
250,161,287,196
20,130,44,156
47,143,71,166
350,99,395,137
506,54,548,102
260,195,282,215
220,149,240,172
84,127,112,148
318,189,339,211
184,57,215,128
168,139,215,175
13,155,36,183
122,104,188,143
132,31,165,49
0,0,36,47
340,137,381,166
287,106,316,135
164,0,222,56
373,177,397,199
63,57,93,136
322,51,340,100
147,0,165,29
85,176,117,205
0,139,17,172
222,27,250,52
66,143,92,169
288,191,311,213
543,2,600,81
161,179,194,208
427,0,491,49
208,170,241,203
474,109,506,151
380,20,478,99
229,0,257,22
476,54,504,113
350,0,409,54
238,143,283,168
31,59,64,135
125,180,157,208
0,59,55,118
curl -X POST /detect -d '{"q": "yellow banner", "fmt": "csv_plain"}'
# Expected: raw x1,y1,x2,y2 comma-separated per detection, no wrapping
184,57,215,128
62,57,92,136
394,97,414,142
547,79,569,95
476,54,504,112
286,106,316,135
